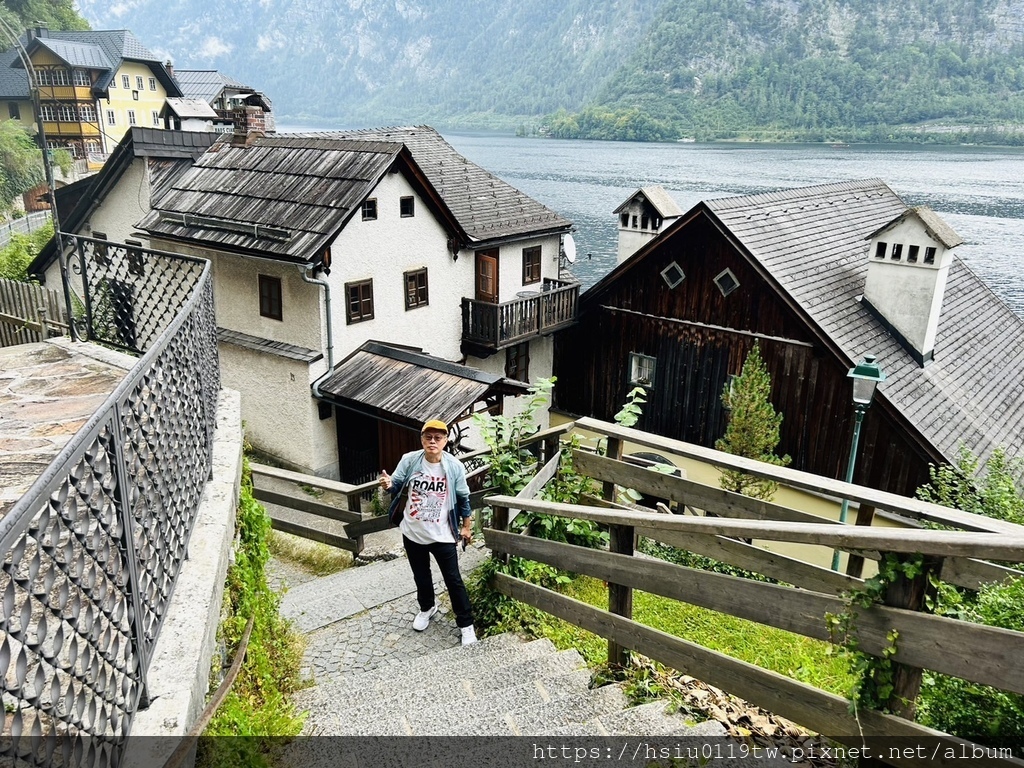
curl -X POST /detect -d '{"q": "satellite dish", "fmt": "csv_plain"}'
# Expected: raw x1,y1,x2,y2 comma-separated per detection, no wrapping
563,233,577,264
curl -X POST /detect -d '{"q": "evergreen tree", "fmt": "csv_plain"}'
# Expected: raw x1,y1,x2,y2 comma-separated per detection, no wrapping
715,343,791,499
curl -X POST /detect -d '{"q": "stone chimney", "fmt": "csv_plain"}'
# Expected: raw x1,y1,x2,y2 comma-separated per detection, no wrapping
165,60,174,79
862,206,963,366
613,186,684,264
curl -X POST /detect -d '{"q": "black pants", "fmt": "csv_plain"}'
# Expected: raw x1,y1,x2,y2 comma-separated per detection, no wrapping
403,537,474,628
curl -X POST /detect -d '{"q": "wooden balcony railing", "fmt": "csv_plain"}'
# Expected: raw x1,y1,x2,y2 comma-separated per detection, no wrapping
461,277,579,352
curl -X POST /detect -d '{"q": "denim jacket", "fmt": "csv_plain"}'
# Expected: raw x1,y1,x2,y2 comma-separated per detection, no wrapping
386,449,471,539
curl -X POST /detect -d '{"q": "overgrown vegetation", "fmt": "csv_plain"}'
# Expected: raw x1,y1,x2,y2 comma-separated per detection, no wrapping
199,461,304,768
0,219,52,280
715,343,790,500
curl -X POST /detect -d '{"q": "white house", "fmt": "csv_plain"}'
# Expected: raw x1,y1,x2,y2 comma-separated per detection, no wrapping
133,127,576,481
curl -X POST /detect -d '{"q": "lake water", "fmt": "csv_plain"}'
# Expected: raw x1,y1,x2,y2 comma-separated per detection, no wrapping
440,133,1024,316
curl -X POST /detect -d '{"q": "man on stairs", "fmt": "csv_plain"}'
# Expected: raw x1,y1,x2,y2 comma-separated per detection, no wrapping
379,419,478,646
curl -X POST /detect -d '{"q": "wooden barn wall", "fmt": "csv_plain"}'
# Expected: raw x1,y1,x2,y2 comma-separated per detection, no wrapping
554,213,934,497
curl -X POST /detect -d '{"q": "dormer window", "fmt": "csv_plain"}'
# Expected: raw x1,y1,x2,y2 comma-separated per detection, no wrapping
907,245,919,263
891,243,903,261
924,247,936,265
874,242,887,259
620,213,629,228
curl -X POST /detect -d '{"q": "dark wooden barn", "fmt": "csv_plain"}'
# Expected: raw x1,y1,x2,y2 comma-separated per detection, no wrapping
553,179,1024,498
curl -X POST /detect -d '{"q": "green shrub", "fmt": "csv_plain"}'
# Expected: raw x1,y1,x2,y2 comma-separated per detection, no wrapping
0,221,53,280
199,461,305,767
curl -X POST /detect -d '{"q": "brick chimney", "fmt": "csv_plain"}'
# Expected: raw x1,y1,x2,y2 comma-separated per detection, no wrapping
165,60,174,79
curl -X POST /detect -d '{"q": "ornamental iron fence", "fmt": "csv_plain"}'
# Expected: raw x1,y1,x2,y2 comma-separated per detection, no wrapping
0,235,220,766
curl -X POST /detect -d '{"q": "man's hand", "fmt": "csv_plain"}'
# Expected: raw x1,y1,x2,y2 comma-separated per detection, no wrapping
378,470,391,490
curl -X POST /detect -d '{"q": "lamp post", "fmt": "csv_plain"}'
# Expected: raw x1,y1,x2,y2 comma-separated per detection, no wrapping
831,354,886,571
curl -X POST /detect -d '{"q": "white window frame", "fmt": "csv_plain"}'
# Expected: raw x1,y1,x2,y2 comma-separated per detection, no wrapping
629,352,656,388
121,74,130,89
127,109,137,126
136,75,144,90
152,110,160,126
106,109,116,126
148,77,157,91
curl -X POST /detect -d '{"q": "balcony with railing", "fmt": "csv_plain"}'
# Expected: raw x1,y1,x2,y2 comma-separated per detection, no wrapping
461,277,580,354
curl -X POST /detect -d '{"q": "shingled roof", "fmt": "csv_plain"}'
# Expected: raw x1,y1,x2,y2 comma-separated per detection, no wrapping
296,126,573,244
699,179,1024,473
137,134,458,261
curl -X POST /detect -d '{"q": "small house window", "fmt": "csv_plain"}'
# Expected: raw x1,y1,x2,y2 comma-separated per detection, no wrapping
92,232,109,265
121,74,130,89
641,215,650,230
714,268,740,297
629,352,656,387
404,268,428,309
78,105,97,122
652,217,661,231
361,199,377,221
522,246,541,284
127,110,136,125
258,275,282,320
660,261,685,289
924,247,937,265
106,109,116,126
132,90,139,101
136,76,144,90
891,243,903,261
874,242,887,259
72,70,90,86
126,240,145,277
632,215,638,229
346,279,374,323
506,342,530,382
148,77,157,91
400,196,415,217
152,110,160,126
620,213,629,228
109,76,117,89
7,102,19,120
907,245,919,263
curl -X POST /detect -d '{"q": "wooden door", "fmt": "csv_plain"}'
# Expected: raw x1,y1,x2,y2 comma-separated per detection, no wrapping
475,249,499,304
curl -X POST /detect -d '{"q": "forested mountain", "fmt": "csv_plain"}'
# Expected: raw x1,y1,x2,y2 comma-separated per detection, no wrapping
70,0,1024,142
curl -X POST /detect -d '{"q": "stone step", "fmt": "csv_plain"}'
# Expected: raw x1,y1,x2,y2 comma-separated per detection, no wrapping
320,668,595,736
316,646,588,719
319,634,557,698
593,701,727,737
481,682,631,737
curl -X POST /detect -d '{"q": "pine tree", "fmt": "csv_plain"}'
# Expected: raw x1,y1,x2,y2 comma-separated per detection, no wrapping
715,343,791,499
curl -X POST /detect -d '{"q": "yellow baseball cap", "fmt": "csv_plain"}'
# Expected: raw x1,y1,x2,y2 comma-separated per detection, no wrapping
421,419,448,434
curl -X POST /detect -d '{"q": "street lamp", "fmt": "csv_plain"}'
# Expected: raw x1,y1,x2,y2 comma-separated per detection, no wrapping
831,354,886,571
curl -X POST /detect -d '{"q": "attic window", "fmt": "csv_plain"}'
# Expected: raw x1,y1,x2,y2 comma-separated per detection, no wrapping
258,274,283,321
890,243,903,261
907,245,919,263
400,196,414,217
361,199,377,221
924,247,937,265
641,215,650,230
620,213,629,228
874,242,887,259
660,261,685,289
714,268,740,297
629,352,656,388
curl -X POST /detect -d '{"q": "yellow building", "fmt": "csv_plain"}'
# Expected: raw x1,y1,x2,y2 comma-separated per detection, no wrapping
0,27,182,170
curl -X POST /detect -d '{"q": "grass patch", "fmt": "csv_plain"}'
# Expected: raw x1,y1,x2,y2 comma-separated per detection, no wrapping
529,574,853,696
269,530,353,576
198,461,305,768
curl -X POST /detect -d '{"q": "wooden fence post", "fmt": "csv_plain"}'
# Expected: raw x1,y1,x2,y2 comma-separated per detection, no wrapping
491,504,509,564
607,523,635,668
845,504,876,578
602,437,623,503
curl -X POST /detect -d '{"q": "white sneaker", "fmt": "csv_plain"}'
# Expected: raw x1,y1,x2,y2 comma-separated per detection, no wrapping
412,605,437,631
460,625,477,646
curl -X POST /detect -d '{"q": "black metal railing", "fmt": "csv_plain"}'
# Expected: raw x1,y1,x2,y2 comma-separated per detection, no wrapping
461,277,579,351
0,235,220,765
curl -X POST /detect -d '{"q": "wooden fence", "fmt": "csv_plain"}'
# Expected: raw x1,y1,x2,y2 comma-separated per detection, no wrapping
0,277,69,348
483,417,1024,768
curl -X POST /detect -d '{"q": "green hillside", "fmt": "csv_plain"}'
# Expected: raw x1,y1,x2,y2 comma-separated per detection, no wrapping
545,0,1024,143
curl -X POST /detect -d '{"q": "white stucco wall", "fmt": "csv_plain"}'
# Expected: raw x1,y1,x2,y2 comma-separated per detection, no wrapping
864,217,953,357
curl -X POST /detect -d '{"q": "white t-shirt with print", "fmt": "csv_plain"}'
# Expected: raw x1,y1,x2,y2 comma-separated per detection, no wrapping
399,457,456,544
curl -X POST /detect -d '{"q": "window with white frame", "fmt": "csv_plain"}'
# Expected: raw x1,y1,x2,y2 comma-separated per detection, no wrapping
629,352,656,387
106,109,116,126
152,110,160,126
57,105,76,121
714,268,740,297
72,70,90,86
135,76,144,90
78,105,97,122
660,261,685,289
121,74,130,89
148,77,157,91
39,105,57,122
127,110,136,125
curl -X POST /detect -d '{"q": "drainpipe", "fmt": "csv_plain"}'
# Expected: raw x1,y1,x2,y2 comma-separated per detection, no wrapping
300,266,334,397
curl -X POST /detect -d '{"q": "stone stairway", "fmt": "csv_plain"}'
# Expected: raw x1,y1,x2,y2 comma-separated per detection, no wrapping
295,632,726,737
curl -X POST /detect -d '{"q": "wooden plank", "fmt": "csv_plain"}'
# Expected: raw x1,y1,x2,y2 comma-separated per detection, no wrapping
252,487,362,523
344,514,391,538
575,417,1023,536
607,523,634,666
481,495,1024,561
941,556,1024,591
509,450,562,525
648,527,862,596
268,516,359,552
250,461,368,496
485,530,1024,696
493,573,1024,768
575,450,833,526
